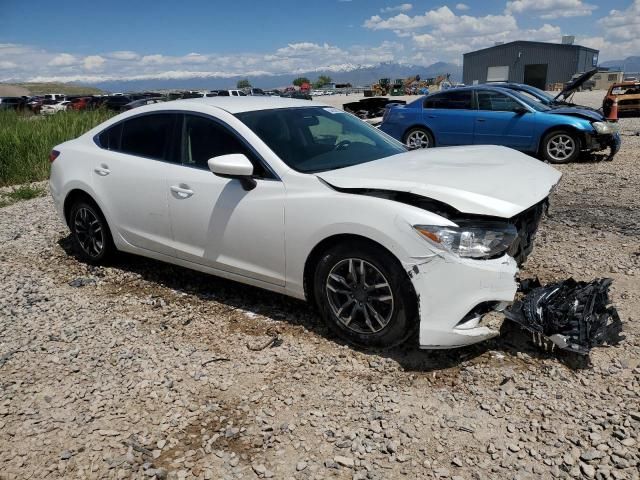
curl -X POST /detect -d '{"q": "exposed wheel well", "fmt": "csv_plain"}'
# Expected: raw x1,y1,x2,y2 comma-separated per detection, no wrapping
403,125,436,146
63,189,99,227
303,234,412,303
537,125,583,154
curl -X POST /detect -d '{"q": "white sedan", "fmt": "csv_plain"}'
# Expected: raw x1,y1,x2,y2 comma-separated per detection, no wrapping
49,97,561,349
41,100,70,115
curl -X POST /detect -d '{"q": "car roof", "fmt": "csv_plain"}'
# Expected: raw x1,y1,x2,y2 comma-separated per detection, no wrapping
428,85,517,95
168,96,325,114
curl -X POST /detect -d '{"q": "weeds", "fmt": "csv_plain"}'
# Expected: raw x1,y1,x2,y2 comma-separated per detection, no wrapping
0,109,114,186
0,184,47,208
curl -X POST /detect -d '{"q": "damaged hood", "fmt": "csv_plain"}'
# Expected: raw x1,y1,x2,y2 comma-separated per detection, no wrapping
550,106,604,122
555,68,598,100
317,145,562,218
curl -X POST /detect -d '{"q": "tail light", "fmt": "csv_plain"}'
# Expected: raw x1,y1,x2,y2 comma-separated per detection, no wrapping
49,149,60,163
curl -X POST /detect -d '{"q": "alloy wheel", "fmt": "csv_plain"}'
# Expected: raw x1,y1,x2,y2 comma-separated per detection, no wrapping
325,258,394,334
406,130,430,149
546,134,576,162
74,207,104,258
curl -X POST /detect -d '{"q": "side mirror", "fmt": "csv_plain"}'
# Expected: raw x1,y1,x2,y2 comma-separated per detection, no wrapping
207,154,256,191
513,106,529,115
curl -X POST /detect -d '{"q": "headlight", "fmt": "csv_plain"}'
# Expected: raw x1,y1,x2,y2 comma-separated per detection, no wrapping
414,222,518,259
592,121,619,134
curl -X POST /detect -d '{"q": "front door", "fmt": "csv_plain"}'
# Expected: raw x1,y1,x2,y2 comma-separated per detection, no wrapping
166,114,286,286
473,90,537,151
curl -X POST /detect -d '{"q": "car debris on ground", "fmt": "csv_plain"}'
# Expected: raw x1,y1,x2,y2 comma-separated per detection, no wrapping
505,278,623,355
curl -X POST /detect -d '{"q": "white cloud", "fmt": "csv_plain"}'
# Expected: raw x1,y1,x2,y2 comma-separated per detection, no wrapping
0,61,17,69
107,50,140,61
455,3,470,11
505,0,597,19
363,6,517,36
381,3,412,13
83,55,105,70
48,53,78,66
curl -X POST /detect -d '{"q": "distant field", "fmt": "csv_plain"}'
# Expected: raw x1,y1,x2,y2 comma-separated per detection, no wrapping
2,82,104,96
0,110,114,186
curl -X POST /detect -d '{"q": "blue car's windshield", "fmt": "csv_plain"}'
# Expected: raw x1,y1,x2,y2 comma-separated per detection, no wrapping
236,107,407,173
507,90,552,112
519,85,556,104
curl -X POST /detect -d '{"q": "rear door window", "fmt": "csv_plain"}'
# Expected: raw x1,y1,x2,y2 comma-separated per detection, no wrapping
98,113,178,161
119,114,177,161
424,91,472,109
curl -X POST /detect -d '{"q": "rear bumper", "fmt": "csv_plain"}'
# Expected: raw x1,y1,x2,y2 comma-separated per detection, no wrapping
409,254,518,349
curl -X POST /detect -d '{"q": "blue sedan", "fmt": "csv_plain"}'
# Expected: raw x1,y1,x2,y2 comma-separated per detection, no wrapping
380,86,620,163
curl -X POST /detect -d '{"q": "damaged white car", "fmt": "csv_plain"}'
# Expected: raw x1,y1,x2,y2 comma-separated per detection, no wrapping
49,97,561,349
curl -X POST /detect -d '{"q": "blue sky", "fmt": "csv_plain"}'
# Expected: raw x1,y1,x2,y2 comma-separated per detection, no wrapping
0,0,638,83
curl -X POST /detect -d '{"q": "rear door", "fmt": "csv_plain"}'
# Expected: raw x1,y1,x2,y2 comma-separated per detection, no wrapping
473,90,537,151
91,113,179,256
422,90,475,145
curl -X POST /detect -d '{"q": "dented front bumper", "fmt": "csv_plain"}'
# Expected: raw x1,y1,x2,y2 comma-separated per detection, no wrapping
407,254,518,349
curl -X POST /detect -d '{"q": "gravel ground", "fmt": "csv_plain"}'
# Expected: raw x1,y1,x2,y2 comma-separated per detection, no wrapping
1,92,639,480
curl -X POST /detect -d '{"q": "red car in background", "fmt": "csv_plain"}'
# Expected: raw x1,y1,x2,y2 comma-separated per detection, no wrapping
66,97,92,111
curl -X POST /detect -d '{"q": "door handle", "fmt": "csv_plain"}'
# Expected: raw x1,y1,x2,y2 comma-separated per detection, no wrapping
170,185,194,198
427,115,436,118
94,164,110,176
476,118,486,122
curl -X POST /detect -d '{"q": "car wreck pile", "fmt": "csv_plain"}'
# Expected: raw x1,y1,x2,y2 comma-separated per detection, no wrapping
505,277,623,355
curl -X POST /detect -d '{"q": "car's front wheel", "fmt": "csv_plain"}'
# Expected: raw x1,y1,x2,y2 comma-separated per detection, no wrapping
69,200,114,264
541,130,580,164
404,127,434,149
313,242,418,349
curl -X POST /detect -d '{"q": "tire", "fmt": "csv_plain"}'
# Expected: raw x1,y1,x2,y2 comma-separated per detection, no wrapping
404,127,434,149
540,130,580,164
69,200,115,264
313,242,418,349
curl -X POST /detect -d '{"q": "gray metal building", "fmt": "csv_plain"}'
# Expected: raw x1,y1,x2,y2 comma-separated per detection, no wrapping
462,40,599,89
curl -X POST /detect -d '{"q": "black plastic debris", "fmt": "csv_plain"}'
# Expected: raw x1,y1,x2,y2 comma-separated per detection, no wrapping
505,278,623,355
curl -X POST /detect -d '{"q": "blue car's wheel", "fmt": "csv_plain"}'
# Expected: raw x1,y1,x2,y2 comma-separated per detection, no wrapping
541,130,580,164
404,127,434,149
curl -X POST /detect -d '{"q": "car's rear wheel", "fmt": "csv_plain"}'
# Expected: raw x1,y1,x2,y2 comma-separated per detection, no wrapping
541,130,580,164
404,127,434,149
313,242,417,349
69,200,114,264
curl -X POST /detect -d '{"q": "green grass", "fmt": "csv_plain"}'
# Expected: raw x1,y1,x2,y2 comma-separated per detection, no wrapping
13,82,104,96
0,109,115,186
0,184,47,208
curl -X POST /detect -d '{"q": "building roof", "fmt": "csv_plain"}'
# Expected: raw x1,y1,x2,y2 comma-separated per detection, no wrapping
463,40,599,57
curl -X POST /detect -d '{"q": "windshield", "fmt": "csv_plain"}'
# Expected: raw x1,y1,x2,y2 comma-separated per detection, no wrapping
236,107,407,173
507,90,551,112
519,85,556,104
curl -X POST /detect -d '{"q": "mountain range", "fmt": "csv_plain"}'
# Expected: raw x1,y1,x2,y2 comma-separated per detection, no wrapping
600,56,640,73
88,61,462,92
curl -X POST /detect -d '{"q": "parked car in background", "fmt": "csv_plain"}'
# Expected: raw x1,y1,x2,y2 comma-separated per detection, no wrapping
0,96,27,111
49,97,561,350
67,97,92,111
122,98,165,110
40,100,70,114
380,85,620,163
244,88,266,96
103,96,134,111
228,89,247,96
44,93,66,102
603,82,640,117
